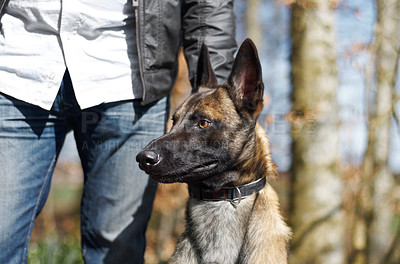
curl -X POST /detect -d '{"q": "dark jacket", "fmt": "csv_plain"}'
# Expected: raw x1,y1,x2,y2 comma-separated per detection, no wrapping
0,0,237,105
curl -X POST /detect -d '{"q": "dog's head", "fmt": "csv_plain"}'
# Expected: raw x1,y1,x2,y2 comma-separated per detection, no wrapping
136,39,264,189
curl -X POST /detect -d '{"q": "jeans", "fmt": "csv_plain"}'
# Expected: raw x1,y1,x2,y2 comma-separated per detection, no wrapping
0,72,168,263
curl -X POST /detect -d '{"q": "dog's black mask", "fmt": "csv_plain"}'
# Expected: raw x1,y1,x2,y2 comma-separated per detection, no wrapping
136,39,264,189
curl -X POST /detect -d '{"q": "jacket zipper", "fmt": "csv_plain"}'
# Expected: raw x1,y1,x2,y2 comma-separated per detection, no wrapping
133,0,146,103
0,0,6,33
0,0,6,13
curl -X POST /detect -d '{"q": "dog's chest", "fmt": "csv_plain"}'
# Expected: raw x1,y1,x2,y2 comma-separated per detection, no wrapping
187,197,255,263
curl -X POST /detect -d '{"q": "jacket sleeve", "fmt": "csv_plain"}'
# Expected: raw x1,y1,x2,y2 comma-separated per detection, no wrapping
182,0,237,88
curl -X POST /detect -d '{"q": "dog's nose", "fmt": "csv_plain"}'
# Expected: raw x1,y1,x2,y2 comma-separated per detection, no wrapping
136,150,161,168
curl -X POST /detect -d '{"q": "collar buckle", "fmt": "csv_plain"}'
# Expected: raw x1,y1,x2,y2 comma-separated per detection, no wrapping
229,186,242,208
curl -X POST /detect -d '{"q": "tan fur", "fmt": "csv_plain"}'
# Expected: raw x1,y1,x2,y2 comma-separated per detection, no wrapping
240,185,291,263
196,87,239,122
234,123,290,263
233,123,277,186
256,122,278,179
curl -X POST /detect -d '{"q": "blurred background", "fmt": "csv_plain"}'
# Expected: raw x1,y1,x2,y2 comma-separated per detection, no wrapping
29,0,400,263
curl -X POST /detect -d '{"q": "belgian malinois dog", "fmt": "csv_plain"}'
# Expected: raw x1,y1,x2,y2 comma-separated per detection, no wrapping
136,39,291,264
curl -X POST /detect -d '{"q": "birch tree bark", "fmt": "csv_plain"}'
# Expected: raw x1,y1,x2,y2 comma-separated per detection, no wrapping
246,0,262,48
289,1,344,263
357,1,399,263
370,2,399,261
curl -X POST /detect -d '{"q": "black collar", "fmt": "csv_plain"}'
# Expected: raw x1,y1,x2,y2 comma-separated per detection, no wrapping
188,177,267,202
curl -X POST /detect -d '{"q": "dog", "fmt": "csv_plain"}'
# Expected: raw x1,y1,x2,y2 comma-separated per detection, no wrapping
136,39,291,264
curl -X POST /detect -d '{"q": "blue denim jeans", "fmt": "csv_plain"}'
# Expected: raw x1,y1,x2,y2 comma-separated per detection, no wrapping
0,72,167,263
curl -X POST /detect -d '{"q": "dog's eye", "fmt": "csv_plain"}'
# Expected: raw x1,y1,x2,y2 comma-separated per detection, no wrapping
198,120,211,129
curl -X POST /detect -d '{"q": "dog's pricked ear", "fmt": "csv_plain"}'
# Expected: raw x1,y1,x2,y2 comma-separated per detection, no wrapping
226,39,264,118
193,43,218,93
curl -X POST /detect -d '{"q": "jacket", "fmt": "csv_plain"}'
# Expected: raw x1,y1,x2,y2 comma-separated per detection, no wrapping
0,0,237,105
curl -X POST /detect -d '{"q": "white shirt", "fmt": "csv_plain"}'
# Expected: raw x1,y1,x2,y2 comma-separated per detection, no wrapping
0,0,142,110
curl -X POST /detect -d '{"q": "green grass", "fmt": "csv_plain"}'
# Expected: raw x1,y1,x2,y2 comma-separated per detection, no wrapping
28,236,83,264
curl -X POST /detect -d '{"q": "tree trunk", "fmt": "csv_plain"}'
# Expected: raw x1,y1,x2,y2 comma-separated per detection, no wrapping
246,0,262,47
289,1,344,263
371,1,399,260
357,1,399,263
